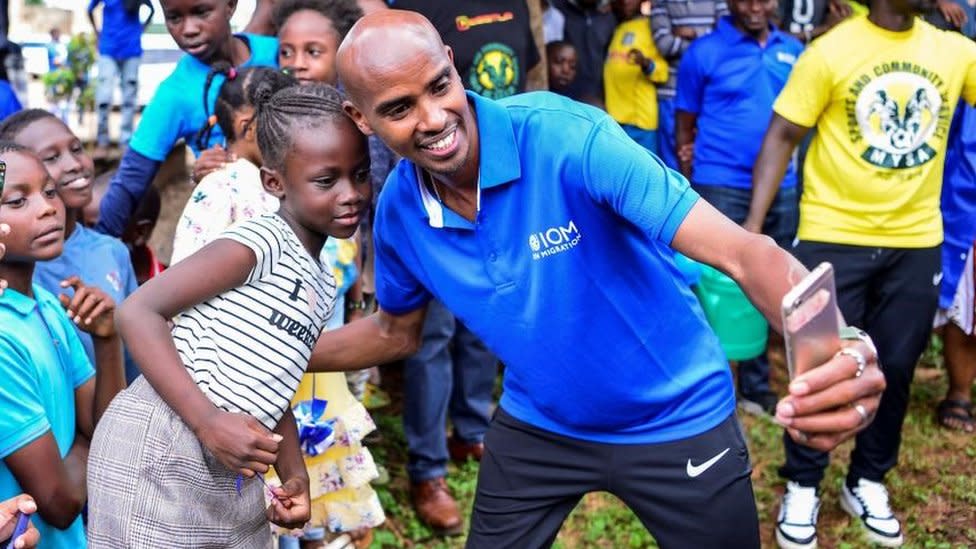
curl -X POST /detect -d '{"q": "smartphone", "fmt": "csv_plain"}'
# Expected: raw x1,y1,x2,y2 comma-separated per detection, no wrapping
781,262,843,379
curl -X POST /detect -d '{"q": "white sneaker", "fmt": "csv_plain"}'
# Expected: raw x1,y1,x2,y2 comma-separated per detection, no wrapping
776,481,820,549
840,478,904,547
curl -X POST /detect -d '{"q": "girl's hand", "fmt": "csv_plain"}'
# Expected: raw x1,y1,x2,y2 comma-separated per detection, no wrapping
195,410,281,477
58,276,116,338
0,494,40,549
266,477,311,529
192,145,235,184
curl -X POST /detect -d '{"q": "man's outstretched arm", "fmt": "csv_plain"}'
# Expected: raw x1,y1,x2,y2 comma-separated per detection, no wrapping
307,305,427,373
672,198,886,452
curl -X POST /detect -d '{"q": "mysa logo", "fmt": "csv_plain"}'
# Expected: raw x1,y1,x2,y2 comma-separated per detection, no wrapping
529,220,581,260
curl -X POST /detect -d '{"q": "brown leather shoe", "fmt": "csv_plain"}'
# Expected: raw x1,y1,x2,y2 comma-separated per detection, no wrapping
448,437,484,463
410,477,463,535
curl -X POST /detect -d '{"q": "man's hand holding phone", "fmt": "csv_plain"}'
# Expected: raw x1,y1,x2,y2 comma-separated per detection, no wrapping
778,263,886,451
776,335,885,451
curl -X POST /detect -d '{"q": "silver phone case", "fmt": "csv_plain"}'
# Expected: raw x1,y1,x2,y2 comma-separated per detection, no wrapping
781,262,843,379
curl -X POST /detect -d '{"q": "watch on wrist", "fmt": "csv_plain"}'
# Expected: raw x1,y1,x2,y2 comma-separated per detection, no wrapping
840,326,876,353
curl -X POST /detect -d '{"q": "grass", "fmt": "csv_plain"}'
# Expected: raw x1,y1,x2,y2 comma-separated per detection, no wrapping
363,338,976,548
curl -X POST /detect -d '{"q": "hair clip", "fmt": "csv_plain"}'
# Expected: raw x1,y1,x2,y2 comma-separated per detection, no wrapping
227,66,238,80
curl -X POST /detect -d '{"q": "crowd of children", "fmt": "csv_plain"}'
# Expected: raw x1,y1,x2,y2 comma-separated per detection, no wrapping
0,0,973,548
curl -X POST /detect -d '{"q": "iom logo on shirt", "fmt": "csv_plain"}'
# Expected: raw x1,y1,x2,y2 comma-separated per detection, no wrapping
529,220,582,260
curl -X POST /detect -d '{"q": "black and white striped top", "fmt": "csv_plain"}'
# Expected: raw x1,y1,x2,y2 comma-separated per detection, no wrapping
171,214,336,429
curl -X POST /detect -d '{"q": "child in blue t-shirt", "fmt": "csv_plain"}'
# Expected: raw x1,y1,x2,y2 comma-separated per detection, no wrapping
94,0,279,238
0,142,125,549
0,109,141,383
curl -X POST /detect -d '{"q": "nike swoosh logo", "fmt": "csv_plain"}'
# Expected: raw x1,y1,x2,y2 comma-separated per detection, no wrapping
933,272,943,286
686,447,731,478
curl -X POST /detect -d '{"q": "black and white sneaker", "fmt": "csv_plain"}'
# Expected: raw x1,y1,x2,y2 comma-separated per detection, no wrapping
840,478,904,547
776,481,820,549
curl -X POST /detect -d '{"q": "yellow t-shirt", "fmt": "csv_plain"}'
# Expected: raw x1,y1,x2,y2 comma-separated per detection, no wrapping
603,17,669,131
774,15,976,247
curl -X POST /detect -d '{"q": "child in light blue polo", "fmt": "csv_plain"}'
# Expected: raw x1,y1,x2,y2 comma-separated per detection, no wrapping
0,143,125,549
0,285,93,549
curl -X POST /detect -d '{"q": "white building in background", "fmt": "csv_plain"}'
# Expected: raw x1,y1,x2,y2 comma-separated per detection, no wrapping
8,0,259,106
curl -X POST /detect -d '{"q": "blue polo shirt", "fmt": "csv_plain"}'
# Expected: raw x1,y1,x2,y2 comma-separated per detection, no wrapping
88,0,144,60
676,17,802,189
129,33,278,160
0,285,93,549
374,91,735,444
34,225,140,382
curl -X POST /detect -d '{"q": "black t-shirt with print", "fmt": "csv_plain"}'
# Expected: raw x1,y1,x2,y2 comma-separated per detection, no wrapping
777,0,829,36
390,0,540,99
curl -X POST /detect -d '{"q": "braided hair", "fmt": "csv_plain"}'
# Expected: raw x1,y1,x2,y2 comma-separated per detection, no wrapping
271,0,363,40
194,65,297,150
0,109,60,141
255,82,354,173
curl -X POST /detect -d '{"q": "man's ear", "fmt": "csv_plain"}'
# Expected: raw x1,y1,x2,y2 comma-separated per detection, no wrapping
343,100,374,136
261,166,285,199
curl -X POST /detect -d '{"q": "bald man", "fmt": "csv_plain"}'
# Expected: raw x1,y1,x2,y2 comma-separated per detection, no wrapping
309,10,886,548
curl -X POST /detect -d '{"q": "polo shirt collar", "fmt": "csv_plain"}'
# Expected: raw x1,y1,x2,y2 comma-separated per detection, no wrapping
467,91,522,189
416,91,522,229
716,16,785,46
0,285,39,316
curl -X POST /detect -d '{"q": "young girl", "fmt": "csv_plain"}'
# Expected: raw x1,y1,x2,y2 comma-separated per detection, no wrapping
94,0,278,238
85,83,375,547
172,63,385,546
0,143,124,549
0,109,141,383
275,0,396,413
171,65,295,264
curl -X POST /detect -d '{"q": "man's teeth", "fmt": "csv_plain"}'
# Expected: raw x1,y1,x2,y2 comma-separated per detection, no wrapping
427,131,455,151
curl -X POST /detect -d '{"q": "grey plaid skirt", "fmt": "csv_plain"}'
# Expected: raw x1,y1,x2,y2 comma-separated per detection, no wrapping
87,376,273,548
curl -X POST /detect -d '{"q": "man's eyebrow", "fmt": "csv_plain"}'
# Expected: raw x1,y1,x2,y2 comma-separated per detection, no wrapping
374,66,453,116
425,67,453,90
376,94,411,116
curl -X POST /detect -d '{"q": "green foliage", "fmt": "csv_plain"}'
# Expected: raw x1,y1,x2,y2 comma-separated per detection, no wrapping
42,33,97,113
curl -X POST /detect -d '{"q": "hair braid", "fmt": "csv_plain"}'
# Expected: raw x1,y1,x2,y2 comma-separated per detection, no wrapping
254,83,348,172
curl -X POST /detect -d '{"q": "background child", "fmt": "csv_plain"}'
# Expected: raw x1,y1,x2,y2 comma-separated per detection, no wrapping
171,65,294,264
85,83,377,547
0,143,124,549
604,0,669,155
273,0,362,85
274,0,394,412
84,172,166,285
95,0,279,238
546,40,578,97
0,109,141,383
